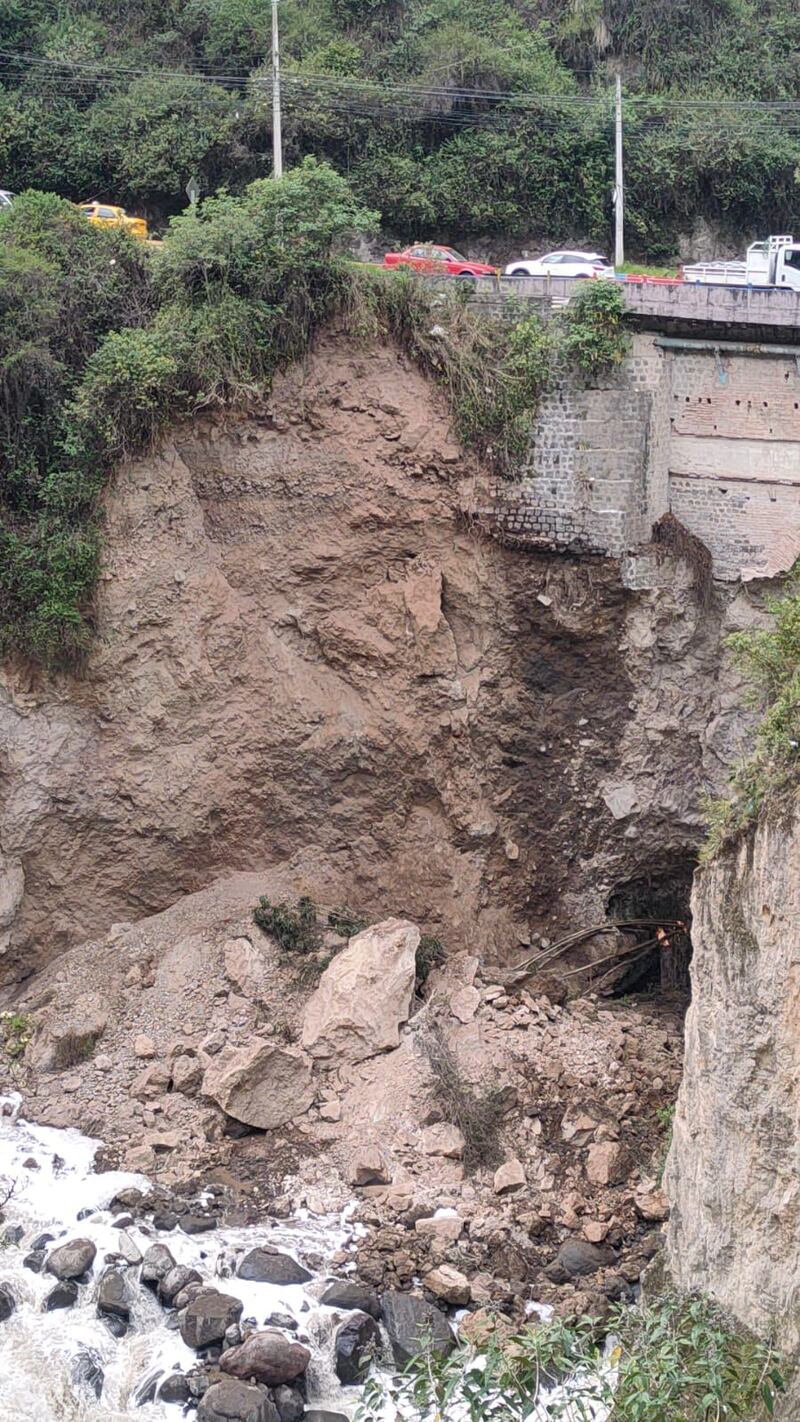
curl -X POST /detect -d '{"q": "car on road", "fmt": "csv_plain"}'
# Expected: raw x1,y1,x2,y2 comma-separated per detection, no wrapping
505,250,615,279
77,200,150,241
383,243,498,277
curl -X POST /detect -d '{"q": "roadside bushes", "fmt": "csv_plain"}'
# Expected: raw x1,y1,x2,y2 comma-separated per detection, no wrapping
703,565,800,857
0,163,376,665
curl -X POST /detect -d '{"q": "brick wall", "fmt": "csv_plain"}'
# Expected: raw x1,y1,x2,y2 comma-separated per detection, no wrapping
491,333,800,582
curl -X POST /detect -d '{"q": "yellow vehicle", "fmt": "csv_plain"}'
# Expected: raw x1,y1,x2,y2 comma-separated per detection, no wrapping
77,200,149,241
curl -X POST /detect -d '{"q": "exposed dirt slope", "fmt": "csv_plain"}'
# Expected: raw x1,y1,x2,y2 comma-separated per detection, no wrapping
0,330,762,986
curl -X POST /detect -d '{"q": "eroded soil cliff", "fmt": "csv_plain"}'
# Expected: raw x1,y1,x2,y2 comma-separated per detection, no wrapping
0,330,765,987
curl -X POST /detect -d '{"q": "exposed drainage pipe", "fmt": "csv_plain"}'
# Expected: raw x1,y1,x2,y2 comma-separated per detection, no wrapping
655,335,800,359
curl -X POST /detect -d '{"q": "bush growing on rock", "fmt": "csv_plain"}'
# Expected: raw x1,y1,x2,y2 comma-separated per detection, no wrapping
253,895,321,955
356,1295,786,1422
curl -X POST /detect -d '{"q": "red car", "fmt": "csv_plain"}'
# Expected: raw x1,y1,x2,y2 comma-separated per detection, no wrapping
383,243,498,277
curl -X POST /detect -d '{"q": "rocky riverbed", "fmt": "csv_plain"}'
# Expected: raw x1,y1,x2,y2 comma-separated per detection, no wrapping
0,1096,394,1420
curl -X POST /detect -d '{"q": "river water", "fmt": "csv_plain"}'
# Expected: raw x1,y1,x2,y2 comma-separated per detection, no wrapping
0,1094,363,1420
0,1095,614,1422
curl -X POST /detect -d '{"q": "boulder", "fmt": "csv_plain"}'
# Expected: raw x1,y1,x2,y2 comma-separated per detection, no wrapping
117,1231,143,1266
273,1385,304,1422
459,1309,516,1349
424,1264,471,1307
493,1159,525,1195
160,1264,203,1305
320,1280,381,1318
302,919,419,1063
634,1185,670,1222
45,1280,79,1310
237,1248,311,1286
381,1291,455,1365
334,1310,380,1384
202,1040,313,1130
220,1330,311,1386
347,1147,392,1187
97,1270,132,1320
547,1238,614,1282
0,1284,15,1321
46,1238,96,1280
181,1290,244,1350
414,1214,464,1244
160,1374,192,1405
224,937,268,999
172,1054,203,1096
198,1379,277,1422
585,1141,626,1186
141,1242,176,1287
420,1124,465,1159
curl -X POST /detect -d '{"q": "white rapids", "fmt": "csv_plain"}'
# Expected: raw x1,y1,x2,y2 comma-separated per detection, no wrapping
0,1095,364,1421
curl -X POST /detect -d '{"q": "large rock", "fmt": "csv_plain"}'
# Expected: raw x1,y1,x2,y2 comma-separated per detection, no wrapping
302,919,419,1063
28,992,109,1071
320,1280,381,1318
202,1040,313,1130
0,1284,15,1321
334,1311,380,1384
220,1330,311,1386
548,1238,613,1281
237,1248,311,1285
160,1263,203,1305
181,1289,244,1350
46,1238,97,1280
97,1269,132,1320
381,1291,455,1365
141,1243,176,1287
666,804,800,1352
424,1264,471,1307
198,1379,278,1422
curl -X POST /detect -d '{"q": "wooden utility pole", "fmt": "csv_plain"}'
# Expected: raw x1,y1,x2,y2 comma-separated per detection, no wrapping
614,75,624,267
272,0,283,179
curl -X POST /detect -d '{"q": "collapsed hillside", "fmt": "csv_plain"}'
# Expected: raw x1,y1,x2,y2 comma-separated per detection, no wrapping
0,328,763,987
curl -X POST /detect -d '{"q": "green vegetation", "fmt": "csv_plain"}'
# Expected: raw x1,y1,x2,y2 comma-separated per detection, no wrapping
327,906,368,937
253,893,323,955
562,279,628,377
0,167,626,665
655,1101,675,1185
2,1,800,258
415,933,445,990
0,1011,32,1060
702,566,800,858
0,164,373,663
357,1294,785,1422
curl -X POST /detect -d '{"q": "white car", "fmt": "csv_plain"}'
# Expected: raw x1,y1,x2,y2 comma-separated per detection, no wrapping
0,190,13,208
505,250,615,279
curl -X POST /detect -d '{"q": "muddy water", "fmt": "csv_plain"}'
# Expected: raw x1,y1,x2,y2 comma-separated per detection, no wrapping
0,1096,363,1420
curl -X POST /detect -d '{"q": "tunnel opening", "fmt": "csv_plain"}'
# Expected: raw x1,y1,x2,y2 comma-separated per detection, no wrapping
603,863,695,999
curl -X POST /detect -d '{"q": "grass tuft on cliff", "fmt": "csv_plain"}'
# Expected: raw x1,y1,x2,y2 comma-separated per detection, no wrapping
702,564,800,860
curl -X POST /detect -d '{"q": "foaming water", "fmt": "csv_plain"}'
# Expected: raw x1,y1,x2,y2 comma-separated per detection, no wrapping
0,1096,363,1421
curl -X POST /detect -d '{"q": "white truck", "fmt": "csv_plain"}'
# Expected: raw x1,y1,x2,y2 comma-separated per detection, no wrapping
683,234,800,289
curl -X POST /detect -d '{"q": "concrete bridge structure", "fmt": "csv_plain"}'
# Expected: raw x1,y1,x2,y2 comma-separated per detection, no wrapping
475,277,800,583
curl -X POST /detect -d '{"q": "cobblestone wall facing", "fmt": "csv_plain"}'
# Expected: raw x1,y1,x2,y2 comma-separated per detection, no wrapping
491,333,800,582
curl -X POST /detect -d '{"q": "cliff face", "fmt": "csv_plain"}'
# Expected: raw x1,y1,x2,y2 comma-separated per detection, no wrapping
0,331,762,986
666,800,800,1350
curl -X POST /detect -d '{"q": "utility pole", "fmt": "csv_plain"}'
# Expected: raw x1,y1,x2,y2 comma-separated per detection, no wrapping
271,0,283,179
614,74,624,268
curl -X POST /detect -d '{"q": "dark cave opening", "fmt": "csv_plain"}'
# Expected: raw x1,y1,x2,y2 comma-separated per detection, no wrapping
604,863,695,999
